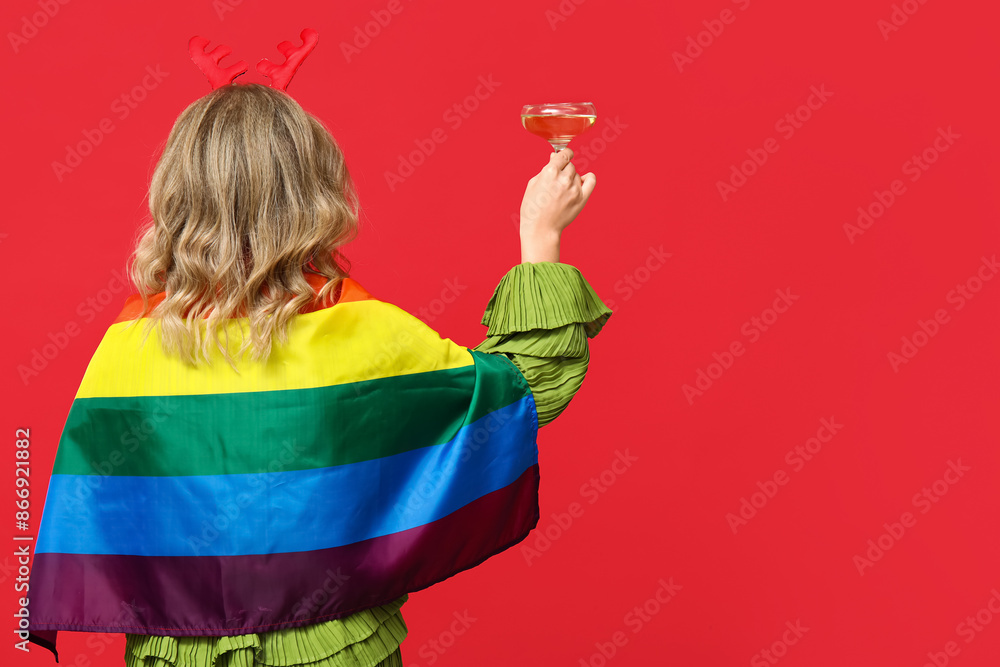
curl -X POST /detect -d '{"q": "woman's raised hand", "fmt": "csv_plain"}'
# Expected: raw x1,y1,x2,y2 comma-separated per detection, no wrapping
518,149,596,263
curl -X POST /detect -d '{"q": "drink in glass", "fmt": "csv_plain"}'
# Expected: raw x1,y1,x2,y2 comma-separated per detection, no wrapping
521,102,597,152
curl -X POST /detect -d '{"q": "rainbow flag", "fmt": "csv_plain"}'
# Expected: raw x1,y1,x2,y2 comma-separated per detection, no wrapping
27,276,540,662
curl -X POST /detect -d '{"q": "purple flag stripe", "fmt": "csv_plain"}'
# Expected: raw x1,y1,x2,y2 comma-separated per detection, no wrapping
28,464,539,638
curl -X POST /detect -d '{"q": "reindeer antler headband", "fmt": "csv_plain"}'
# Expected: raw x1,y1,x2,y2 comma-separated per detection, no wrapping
188,28,319,91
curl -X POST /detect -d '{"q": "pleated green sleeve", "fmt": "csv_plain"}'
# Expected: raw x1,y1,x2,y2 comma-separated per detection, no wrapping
472,261,613,427
124,595,409,667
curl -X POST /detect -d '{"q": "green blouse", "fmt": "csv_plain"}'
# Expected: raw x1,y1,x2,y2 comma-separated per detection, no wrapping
123,261,613,667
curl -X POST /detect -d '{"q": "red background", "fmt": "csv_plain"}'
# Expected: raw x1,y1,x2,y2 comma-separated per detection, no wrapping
3,0,999,665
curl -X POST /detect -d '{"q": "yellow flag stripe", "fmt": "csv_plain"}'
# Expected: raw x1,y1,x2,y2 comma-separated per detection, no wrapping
77,300,473,399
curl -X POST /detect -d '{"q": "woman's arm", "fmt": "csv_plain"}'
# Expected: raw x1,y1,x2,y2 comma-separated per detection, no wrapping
475,148,607,425
473,260,611,427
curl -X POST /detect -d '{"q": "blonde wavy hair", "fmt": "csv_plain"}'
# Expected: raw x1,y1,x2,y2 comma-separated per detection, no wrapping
127,83,360,367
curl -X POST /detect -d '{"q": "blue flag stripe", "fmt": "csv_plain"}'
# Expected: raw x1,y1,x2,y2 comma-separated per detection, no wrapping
36,396,537,557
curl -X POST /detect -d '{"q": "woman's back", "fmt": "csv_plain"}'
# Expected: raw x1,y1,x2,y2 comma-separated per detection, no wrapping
26,45,610,667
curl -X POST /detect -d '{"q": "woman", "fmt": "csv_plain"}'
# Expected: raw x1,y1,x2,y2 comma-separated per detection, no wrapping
27,81,610,667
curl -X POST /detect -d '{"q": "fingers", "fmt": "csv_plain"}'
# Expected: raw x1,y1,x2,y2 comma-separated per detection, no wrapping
542,148,571,180
562,161,578,182
551,147,573,170
580,172,597,201
544,150,561,174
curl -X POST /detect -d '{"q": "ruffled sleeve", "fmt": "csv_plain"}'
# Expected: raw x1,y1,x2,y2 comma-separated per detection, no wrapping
472,261,613,427
124,594,408,667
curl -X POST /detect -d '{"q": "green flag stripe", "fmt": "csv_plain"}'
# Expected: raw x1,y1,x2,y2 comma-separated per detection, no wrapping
54,352,529,477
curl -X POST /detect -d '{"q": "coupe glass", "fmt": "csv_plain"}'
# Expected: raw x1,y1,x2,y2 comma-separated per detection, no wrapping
520,102,597,152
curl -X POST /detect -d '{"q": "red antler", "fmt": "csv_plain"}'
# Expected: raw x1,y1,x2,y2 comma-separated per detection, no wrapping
188,36,249,89
256,28,319,91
